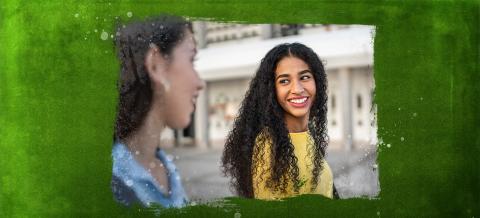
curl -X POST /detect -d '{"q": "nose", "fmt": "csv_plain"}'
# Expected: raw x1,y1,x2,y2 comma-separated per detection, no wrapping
291,79,304,94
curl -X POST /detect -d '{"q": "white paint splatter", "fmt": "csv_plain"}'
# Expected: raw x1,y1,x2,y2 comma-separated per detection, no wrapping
100,31,109,40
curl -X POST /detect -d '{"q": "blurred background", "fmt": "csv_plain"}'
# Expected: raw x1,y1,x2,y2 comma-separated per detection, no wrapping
160,22,379,201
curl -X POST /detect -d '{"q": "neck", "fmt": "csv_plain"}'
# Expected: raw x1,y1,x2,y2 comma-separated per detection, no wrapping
125,105,165,161
284,114,309,133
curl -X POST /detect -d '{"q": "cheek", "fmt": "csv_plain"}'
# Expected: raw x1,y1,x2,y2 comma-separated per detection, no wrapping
307,81,316,97
168,64,192,90
171,62,195,84
164,95,191,128
166,83,190,110
274,85,282,101
166,74,194,111
275,85,288,105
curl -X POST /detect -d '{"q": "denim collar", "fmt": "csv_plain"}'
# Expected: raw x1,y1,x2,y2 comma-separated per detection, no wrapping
112,142,188,207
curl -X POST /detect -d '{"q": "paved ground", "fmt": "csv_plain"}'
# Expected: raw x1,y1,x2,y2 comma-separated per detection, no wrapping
165,144,379,202
326,147,380,199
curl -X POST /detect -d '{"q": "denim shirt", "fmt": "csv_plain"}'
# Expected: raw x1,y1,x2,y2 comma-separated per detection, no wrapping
111,142,188,207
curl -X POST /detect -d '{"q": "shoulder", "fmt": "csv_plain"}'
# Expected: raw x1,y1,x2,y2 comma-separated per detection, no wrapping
254,130,273,146
322,160,333,178
252,132,272,169
315,159,334,198
253,131,273,157
111,175,140,206
111,142,142,206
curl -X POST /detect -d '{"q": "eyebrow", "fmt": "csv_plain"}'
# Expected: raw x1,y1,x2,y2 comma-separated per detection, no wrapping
275,69,312,80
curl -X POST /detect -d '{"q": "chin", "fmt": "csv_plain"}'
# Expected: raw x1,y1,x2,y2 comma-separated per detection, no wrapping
167,116,191,129
293,114,308,119
288,110,309,118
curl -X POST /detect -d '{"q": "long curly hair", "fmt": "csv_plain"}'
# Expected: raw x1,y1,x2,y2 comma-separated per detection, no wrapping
221,43,328,198
113,15,192,142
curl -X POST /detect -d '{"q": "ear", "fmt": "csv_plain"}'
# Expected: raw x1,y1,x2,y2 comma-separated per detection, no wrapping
144,43,168,85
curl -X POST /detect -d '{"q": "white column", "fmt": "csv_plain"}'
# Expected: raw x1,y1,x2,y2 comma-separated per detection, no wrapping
194,83,209,148
193,21,207,49
261,24,273,39
339,67,353,151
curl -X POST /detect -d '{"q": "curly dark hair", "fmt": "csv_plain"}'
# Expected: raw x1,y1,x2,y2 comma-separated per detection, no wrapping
113,15,192,142
221,42,329,198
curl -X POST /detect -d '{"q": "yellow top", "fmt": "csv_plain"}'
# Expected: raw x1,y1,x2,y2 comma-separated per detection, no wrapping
252,131,333,199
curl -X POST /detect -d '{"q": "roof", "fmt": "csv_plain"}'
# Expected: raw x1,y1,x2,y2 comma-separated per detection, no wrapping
196,25,375,81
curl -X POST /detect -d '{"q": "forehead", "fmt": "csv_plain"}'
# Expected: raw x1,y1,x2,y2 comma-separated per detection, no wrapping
275,56,310,75
177,30,196,51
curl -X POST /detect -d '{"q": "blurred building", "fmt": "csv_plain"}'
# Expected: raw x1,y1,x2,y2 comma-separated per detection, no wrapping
163,23,376,152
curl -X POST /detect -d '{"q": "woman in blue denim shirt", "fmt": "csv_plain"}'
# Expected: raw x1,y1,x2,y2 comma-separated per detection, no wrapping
111,15,204,207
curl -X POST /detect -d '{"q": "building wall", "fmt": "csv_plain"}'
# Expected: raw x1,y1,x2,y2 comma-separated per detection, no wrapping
202,66,375,151
326,69,343,149
351,67,375,149
207,78,250,145
188,22,376,151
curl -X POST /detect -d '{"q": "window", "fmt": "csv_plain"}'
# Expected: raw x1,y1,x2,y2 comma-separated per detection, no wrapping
357,94,362,109
331,94,336,110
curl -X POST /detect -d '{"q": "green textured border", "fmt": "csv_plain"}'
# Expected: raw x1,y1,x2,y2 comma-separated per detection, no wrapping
0,1,478,217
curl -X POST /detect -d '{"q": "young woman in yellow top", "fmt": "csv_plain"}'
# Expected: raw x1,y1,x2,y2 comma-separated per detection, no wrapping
222,43,338,199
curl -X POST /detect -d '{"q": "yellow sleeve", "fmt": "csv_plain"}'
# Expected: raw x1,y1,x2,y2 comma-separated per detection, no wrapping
290,132,334,199
313,160,334,198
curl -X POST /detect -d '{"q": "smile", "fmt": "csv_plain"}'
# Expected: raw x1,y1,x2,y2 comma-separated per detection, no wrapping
288,97,307,104
287,97,309,108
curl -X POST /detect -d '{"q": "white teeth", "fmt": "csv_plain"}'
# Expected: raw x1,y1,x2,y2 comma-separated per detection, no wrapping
289,97,307,104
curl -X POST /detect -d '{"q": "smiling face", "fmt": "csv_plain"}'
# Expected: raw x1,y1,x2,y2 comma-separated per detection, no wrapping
274,56,316,131
151,30,205,129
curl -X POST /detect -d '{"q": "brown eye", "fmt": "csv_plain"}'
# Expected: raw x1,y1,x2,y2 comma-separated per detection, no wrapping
278,79,289,85
300,75,311,80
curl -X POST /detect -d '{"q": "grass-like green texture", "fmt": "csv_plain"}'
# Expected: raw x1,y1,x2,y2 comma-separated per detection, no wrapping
0,1,478,217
